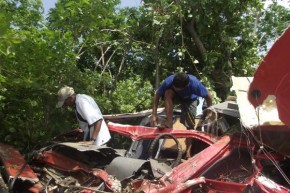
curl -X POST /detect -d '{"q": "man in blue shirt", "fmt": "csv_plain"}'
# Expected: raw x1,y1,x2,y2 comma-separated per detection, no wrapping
151,72,212,129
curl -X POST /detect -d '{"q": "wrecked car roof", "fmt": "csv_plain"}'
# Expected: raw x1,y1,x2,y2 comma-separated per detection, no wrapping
107,122,216,144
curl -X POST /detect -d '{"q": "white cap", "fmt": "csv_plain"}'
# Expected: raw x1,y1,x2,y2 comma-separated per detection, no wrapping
56,86,75,108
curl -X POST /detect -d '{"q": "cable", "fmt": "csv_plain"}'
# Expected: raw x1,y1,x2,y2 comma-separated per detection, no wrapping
8,162,28,192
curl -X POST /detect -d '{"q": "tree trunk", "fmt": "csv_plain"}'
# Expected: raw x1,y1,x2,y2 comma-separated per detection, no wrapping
154,31,162,90
186,17,207,59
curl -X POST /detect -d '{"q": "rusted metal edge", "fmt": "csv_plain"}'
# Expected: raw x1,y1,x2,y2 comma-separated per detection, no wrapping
0,143,38,183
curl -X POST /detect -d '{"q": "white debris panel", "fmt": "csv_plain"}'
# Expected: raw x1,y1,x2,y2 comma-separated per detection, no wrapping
231,76,284,128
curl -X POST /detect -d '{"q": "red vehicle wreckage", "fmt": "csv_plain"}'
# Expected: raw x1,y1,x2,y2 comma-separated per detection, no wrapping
1,28,290,193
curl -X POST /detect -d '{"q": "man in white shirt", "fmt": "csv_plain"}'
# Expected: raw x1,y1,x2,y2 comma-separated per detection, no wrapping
56,86,111,146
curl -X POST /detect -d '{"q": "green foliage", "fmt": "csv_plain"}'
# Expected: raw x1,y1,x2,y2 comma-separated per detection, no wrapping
48,0,120,40
256,3,290,56
0,28,79,152
1,0,44,29
111,76,153,113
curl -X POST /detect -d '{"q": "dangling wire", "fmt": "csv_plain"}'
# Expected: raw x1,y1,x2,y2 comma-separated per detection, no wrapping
239,119,254,161
246,126,290,186
245,95,290,186
253,90,264,150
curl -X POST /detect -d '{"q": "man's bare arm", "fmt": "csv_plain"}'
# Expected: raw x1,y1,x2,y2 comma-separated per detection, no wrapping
151,91,160,126
91,119,102,142
205,91,213,107
164,89,175,128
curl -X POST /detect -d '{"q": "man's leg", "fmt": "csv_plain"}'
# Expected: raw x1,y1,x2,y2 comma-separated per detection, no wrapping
163,89,176,128
180,100,198,129
180,100,198,159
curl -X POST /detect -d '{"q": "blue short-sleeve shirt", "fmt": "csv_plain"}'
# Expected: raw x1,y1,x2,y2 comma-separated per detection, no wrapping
157,74,208,100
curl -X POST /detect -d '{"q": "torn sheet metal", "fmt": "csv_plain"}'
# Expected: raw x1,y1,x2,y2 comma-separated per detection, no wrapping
55,142,117,153
107,122,215,144
202,179,248,193
134,136,234,193
36,150,91,171
106,157,148,181
248,27,290,125
104,108,165,125
0,143,38,183
255,175,290,193
149,159,172,179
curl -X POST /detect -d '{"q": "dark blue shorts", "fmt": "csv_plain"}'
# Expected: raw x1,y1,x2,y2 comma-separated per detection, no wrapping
173,98,198,129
